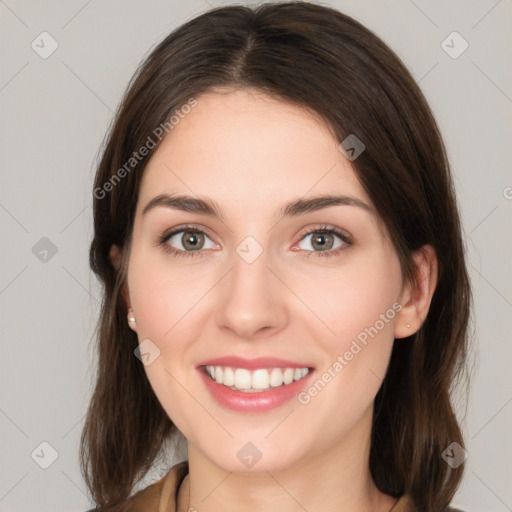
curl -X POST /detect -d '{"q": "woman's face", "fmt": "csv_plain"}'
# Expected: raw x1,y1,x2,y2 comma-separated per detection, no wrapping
124,88,408,473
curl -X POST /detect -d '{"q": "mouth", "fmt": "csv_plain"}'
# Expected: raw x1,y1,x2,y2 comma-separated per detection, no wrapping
202,365,311,393
197,356,315,412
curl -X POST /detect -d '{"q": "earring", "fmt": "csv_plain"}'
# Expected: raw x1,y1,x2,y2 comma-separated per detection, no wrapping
127,307,136,324
406,324,411,328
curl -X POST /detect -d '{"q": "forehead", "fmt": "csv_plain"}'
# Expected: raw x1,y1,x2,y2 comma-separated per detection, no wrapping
137,88,372,215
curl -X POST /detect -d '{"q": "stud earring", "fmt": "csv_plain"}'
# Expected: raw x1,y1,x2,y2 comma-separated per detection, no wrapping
406,324,411,328
127,307,136,324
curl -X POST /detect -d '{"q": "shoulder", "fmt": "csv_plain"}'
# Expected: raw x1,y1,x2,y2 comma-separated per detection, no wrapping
85,461,189,512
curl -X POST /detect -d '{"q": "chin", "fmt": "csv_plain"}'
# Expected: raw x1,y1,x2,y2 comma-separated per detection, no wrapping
187,430,312,475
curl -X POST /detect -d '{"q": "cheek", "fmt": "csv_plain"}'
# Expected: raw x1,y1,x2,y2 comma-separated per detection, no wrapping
126,256,211,431
294,248,403,352
286,260,402,442
128,252,214,341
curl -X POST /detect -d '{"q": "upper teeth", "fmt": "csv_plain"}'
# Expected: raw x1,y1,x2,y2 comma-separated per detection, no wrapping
205,366,310,392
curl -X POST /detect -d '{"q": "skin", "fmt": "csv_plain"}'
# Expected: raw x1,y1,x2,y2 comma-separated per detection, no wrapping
110,88,438,512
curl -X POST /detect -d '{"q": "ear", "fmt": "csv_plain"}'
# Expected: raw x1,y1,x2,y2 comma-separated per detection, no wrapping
394,244,438,339
109,244,131,311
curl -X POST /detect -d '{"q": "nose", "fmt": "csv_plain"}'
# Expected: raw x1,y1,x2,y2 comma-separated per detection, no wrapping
214,247,289,341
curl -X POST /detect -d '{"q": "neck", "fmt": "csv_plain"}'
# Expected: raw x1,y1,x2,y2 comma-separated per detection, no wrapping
176,408,397,512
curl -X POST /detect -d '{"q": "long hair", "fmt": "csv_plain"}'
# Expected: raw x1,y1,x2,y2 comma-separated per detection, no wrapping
80,3,472,511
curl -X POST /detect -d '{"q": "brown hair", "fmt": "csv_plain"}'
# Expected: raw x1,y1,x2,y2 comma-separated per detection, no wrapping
81,2,472,511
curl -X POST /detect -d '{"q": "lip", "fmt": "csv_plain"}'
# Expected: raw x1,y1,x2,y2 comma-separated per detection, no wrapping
197,358,315,413
196,356,312,370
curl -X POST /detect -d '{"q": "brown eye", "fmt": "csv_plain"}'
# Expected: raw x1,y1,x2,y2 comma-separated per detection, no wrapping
180,231,205,251
310,232,335,251
298,229,347,253
160,227,217,256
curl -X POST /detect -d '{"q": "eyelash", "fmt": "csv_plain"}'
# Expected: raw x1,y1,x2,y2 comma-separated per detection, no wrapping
157,223,353,259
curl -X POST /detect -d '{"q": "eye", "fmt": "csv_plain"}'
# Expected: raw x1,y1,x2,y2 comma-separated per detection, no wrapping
158,223,352,259
295,225,352,258
158,224,218,258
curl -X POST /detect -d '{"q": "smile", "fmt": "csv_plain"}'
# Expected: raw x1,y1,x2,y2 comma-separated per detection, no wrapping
204,365,310,393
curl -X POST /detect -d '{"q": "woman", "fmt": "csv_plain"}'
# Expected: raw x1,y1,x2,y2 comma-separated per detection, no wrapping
81,2,471,511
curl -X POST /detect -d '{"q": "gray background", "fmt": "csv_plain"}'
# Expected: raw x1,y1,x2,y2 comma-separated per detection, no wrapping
1,0,511,511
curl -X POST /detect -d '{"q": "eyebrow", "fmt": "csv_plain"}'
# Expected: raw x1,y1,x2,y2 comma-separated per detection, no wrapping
141,193,373,220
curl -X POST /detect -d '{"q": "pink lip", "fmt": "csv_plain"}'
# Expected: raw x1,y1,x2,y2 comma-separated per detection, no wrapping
196,356,312,370
197,358,315,413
